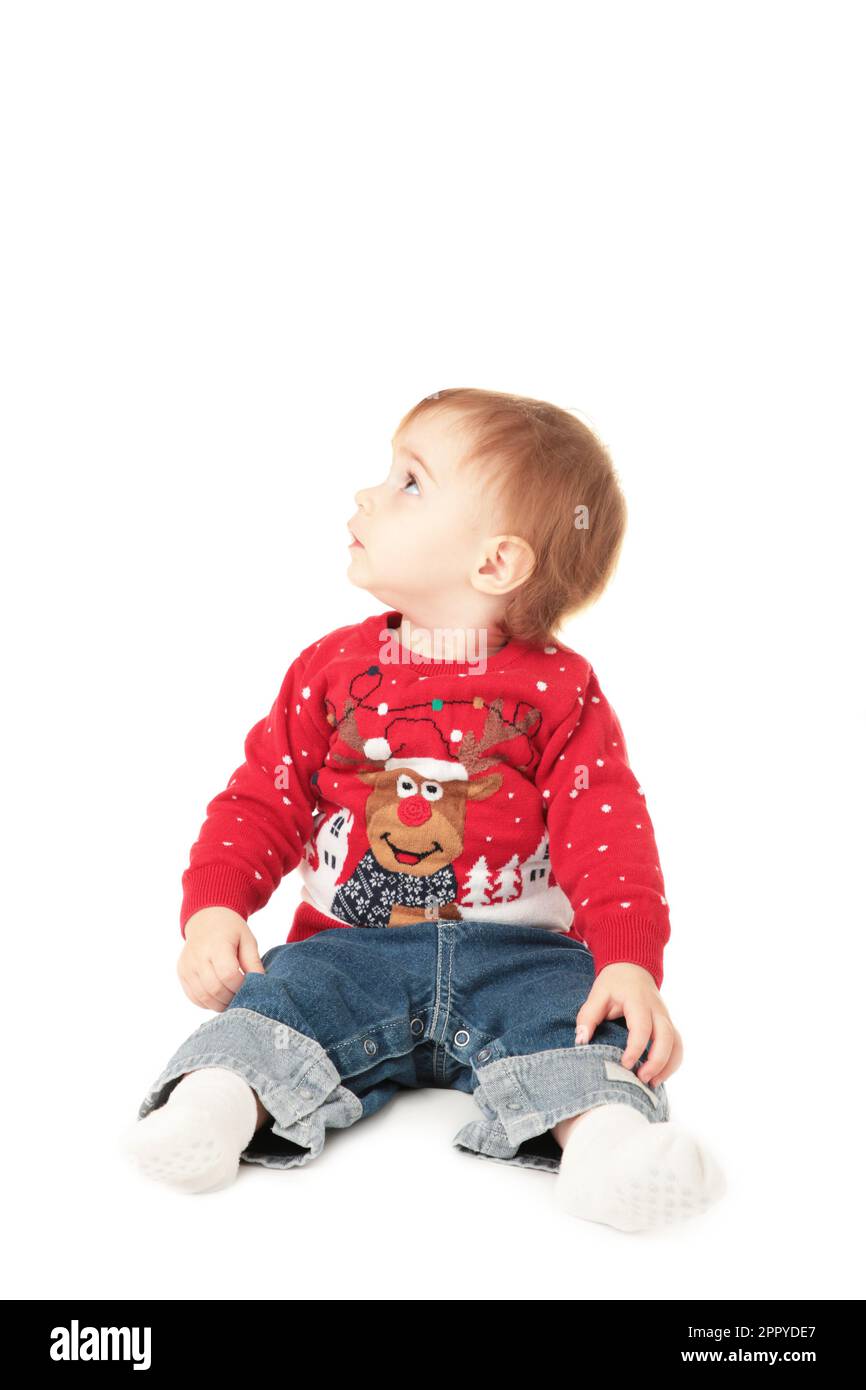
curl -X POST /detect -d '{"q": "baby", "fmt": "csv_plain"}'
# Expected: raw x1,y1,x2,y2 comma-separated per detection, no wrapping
120,386,726,1233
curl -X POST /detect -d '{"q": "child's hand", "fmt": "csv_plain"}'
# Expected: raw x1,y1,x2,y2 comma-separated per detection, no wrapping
574,962,683,1089
178,906,266,1012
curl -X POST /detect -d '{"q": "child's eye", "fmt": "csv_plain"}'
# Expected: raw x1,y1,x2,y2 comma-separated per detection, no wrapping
402,472,421,496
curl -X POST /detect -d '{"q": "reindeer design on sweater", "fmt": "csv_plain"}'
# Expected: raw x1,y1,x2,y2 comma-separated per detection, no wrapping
320,693,541,927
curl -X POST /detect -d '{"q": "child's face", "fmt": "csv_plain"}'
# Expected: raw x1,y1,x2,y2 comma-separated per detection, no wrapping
347,409,503,615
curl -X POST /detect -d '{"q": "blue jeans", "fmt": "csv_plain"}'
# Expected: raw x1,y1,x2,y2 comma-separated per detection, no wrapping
137,922,671,1174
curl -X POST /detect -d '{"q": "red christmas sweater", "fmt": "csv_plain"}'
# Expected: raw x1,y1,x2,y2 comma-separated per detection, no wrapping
180,609,672,987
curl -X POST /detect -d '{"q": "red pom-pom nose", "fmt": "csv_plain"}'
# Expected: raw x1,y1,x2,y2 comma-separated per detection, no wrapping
399,796,432,826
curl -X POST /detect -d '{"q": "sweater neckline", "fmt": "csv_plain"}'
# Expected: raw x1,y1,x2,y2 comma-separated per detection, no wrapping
359,609,531,676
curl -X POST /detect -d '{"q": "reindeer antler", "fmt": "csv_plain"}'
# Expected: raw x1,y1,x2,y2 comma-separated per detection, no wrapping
330,693,541,779
458,698,541,776
329,702,387,771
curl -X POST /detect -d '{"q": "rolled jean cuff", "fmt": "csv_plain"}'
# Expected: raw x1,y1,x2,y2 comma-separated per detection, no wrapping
453,1042,671,1174
136,1006,363,1169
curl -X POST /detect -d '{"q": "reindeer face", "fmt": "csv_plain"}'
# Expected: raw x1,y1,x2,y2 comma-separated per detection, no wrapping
357,766,502,877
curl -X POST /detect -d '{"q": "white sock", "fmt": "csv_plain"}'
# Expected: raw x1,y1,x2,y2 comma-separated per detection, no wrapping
120,1067,259,1194
553,1103,726,1232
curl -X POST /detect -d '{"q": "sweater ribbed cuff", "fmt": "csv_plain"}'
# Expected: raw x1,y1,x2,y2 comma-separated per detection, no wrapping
179,863,260,938
584,913,668,991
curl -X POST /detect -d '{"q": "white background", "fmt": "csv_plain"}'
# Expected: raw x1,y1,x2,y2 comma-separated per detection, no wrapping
2,0,863,1302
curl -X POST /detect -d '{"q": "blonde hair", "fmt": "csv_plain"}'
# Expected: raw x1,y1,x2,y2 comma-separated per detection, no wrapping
392,387,628,649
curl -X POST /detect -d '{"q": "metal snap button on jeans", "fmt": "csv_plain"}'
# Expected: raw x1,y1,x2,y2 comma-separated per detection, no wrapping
410,1018,424,1036
363,1039,378,1055
298,1088,313,1100
476,1048,491,1062
454,1029,470,1047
